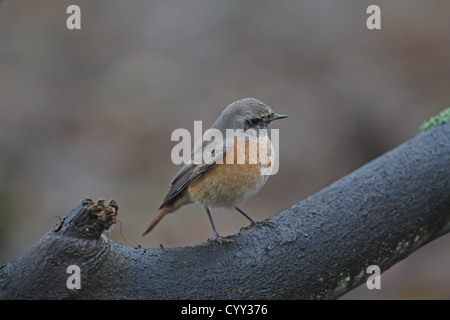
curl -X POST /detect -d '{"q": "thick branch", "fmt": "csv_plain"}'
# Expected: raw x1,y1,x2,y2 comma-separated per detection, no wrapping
1,122,449,299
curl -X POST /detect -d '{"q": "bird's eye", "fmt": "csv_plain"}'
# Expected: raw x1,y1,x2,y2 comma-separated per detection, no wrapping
247,118,261,126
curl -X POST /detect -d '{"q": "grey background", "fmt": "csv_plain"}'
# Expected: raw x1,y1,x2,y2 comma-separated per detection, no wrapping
0,0,449,299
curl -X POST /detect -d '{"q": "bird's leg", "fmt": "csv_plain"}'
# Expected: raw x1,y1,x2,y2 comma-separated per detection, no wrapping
235,206,276,229
205,206,220,239
204,206,235,244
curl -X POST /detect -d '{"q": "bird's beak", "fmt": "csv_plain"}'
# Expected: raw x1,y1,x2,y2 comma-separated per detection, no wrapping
270,114,288,121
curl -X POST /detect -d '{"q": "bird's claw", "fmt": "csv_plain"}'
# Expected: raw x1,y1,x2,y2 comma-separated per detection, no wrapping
208,235,236,245
241,220,277,231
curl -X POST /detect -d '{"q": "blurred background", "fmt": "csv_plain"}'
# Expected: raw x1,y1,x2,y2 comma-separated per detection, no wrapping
0,0,449,299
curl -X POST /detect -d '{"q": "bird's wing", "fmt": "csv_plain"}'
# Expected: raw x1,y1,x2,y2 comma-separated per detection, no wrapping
159,138,232,209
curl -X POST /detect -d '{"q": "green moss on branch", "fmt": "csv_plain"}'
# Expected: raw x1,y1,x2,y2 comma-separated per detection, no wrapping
420,107,450,132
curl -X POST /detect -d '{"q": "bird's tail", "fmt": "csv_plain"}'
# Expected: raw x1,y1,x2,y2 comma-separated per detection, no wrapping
142,205,173,237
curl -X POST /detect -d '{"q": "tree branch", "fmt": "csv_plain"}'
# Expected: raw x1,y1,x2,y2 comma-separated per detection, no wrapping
1,122,449,299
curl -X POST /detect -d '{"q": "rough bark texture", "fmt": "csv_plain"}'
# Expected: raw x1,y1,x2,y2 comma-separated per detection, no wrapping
0,122,449,300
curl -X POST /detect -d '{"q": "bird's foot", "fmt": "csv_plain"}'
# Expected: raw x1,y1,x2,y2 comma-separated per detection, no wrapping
208,235,236,245
241,220,277,231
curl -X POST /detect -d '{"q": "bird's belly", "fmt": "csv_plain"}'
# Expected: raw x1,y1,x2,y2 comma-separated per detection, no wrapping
188,163,269,208
188,139,272,208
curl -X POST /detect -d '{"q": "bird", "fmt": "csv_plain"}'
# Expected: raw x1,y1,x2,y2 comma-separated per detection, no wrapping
142,98,287,242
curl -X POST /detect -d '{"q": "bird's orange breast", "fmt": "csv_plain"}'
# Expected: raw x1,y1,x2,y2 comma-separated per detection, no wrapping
188,139,273,208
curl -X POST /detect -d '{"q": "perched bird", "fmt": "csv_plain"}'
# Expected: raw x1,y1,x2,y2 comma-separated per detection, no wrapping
143,98,287,242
